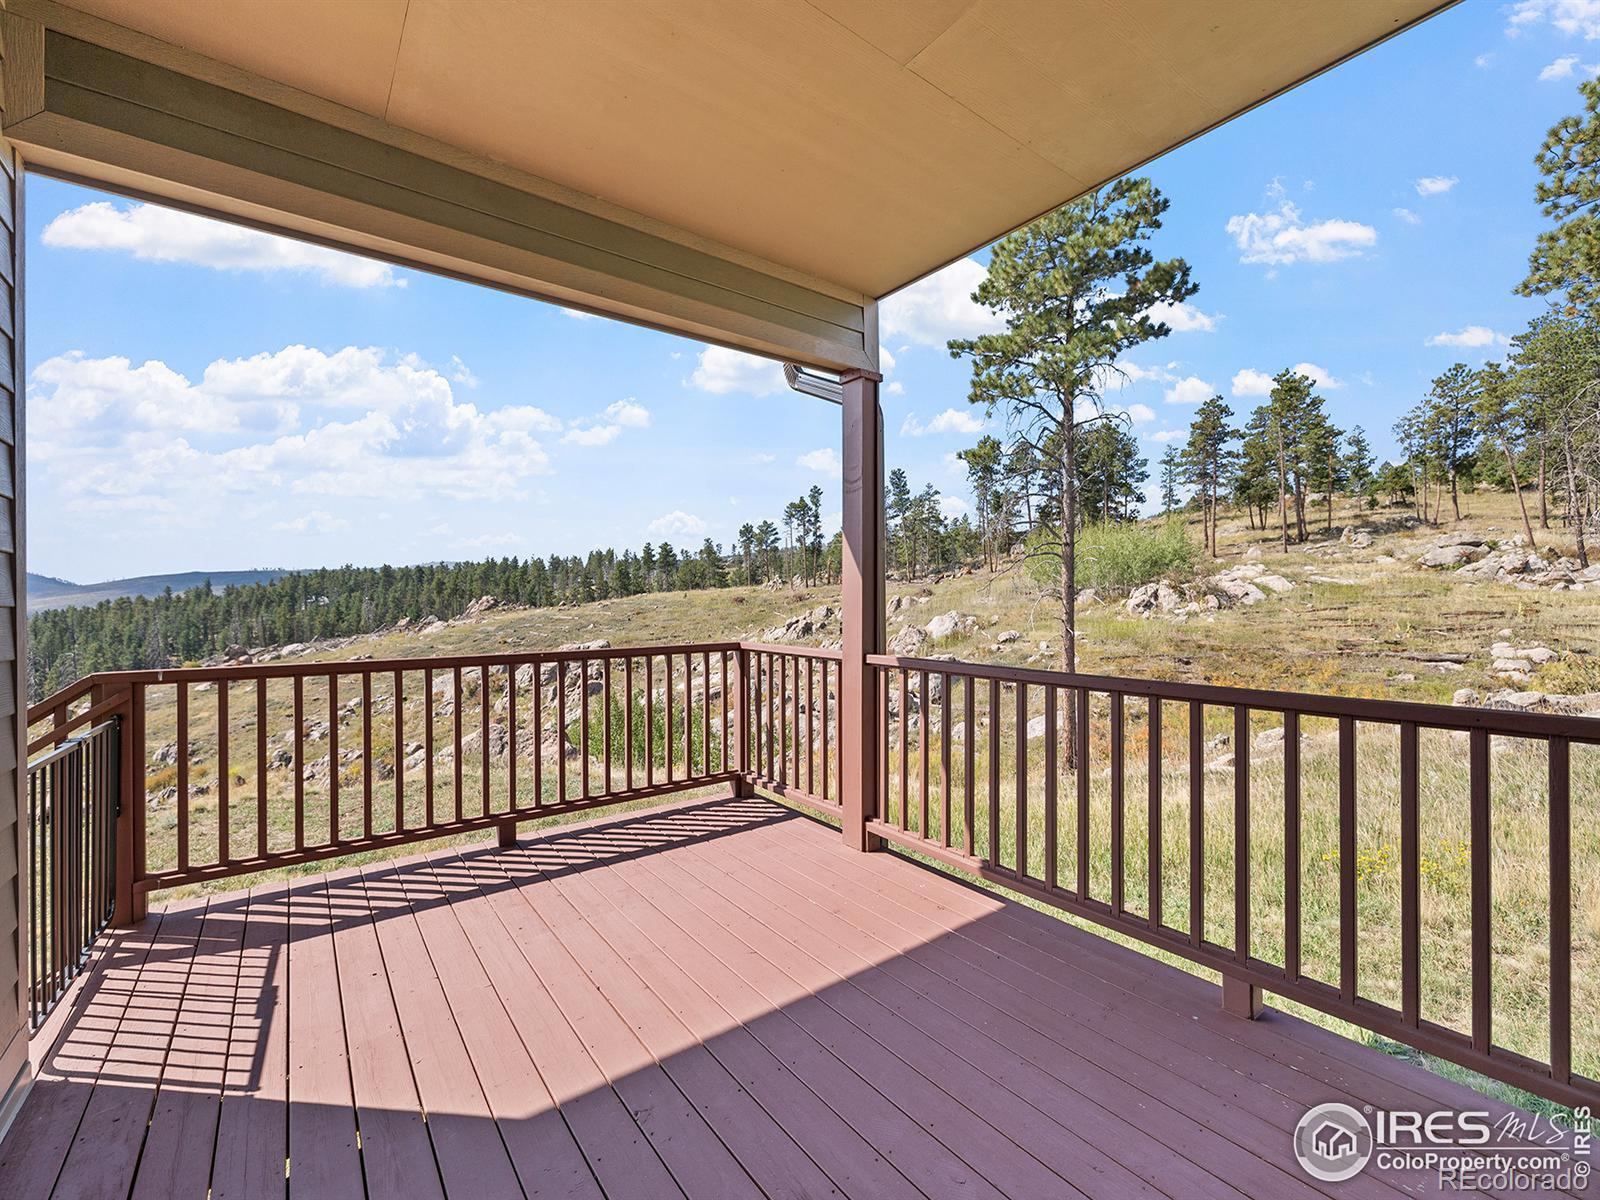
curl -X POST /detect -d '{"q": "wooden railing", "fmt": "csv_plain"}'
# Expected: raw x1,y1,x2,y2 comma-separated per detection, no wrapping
743,643,842,813
866,652,1600,1111
23,639,1599,1110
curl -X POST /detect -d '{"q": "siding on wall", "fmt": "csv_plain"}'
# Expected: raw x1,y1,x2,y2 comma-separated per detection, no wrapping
0,14,30,1127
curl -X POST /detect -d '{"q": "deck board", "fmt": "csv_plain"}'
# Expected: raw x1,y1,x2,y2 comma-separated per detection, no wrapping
0,794,1569,1200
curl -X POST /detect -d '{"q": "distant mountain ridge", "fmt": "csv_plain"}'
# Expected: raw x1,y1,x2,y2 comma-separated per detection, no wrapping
25,569,291,612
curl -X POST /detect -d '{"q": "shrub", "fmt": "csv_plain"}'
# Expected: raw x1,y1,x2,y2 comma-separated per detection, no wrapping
1026,519,1194,592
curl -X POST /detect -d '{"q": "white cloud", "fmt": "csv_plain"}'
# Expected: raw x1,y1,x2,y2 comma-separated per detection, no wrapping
886,381,906,396
1475,52,1496,68
448,356,480,388
690,345,786,395
1511,0,1600,39
901,408,987,436
1426,325,1509,348
937,496,970,520
561,424,622,446
29,345,556,507
1393,207,1422,226
880,257,1005,346
460,532,528,551
561,308,599,320
1293,362,1343,390
797,448,842,477
271,510,349,534
747,451,777,465
603,398,651,427
1225,199,1377,266
1163,376,1214,405
42,201,402,288
1146,300,1222,333
646,510,707,538
1539,53,1600,79
1414,175,1459,196
1231,368,1275,397
1149,429,1186,444
1123,403,1156,424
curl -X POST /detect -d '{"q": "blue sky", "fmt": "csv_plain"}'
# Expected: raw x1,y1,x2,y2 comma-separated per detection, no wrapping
21,0,1600,581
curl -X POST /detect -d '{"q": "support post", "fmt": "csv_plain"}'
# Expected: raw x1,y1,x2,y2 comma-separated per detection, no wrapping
99,681,147,927
732,648,756,798
840,369,884,851
1221,972,1263,1019
497,819,517,848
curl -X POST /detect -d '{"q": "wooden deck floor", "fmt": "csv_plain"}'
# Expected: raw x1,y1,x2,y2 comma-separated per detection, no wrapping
0,794,1564,1200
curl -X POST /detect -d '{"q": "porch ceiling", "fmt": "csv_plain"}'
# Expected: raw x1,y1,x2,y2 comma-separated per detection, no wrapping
22,0,1445,300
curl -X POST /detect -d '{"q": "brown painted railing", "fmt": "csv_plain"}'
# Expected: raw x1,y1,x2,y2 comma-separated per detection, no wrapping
27,643,747,916
866,652,1600,1111
23,638,1598,1111
25,719,118,1028
743,643,843,813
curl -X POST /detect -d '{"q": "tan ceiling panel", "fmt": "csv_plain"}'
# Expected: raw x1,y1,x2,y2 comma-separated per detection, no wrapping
382,0,1076,294
803,0,976,65
26,0,1448,299
57,0,408,116
911,0,1431,184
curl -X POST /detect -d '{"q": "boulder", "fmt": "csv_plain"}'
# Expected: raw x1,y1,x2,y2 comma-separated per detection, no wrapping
461,595,499,619
888,625,928,656
924,611,976,640
1452,688,1481,707
1254,574,1294,594
1417,543,1484,569
996,629,1020,644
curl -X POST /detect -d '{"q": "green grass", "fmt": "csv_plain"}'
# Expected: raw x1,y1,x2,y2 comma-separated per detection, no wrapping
1027,518,1196,592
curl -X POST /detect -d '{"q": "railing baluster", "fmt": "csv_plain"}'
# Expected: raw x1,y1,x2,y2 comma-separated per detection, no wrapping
1469,727,1491,1055
423,667,435,828
1271,711,1295,982
821,661,830,801
623,656,633,793
920,669,932,839
645,654,654,788
452,665,463,822
329,674,340,843
1339,716,1357,1006
508,664,519,810
532,657,545,807
581,658,593,800
1189,701,1203,948
602,658,612,791
963,675,976,858
255,678,268,859
480,664,492,815
218,681,230,864
806,658,816,795
1076,687,1090,899
703,651,712,777
1043,685,1057,888
940,673,952,849
987,678,1000,865
899,669,909,832
1233,705,1249,964
393,670,404,832
720,651,729,775
778,656,788,787
686,652,695,779
1399,720,1418,1024
1550,735,1571,1085
1112,691,1126,915
876,666,889,820
363,672,375,837
1014,682,1027,874
558,657,570,803
295,673,307,849
1148,699,1162,930
177,682,190,873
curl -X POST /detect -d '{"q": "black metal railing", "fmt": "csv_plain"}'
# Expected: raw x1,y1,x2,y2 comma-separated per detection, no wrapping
27,719,119,1028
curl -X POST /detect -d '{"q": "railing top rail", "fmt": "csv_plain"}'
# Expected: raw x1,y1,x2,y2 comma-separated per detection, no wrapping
867,652,1600,742
26,675,99,728
28,720,118,771
739,642,844,660
64,640,748,688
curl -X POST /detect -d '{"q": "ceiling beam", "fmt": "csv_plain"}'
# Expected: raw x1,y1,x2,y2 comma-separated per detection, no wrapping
0,9,875,371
